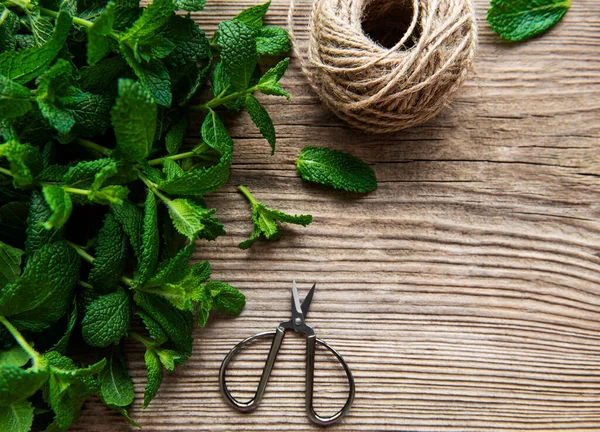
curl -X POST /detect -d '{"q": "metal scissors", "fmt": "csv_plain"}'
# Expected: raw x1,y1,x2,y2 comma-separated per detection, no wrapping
219,281,355,426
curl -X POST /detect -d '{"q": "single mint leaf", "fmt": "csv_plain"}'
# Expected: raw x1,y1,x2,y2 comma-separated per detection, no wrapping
112,79,158,162
136,310,168,344
0,74,32,119
0,241,80,331
201,110,234,154
110,200,143,258
51,299,77,355
142,347,162,408
0,366,49,404
238,185,312,249
99,347,134,407
0,345,29,368
0,11,72,84
0,241,23,287
145,243,196,288
487,0,570,41
0,6,20,52
25,191,64,255
87,1,116,65
89,213,128,294
206,281,245,316
256,26,291,56
136,192,159,285
296,146,377,193
162,159,184,181
41,186,73,230
217,20,258,91
0,399,34,432
63,158,117,190
166,198,224,241
256,58,290,99
165,115,188,155
233,1,270,30
0,140,43,188
245,94,276,154
82,288,131,347
79,56,127,95
121,49,172,107
163,15,210,67
174,0,205,12
119,0,174,42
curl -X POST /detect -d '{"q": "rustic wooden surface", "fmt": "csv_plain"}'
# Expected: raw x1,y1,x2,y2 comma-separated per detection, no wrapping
74,0,600,430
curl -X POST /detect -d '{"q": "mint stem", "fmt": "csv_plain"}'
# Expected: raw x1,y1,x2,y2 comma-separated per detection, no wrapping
189,85,258,111
136,169,171,204
67,241,95,264
238,185,259,206
147,150,199,166
0,316,41,367
0,167,13,178
130,331,153,348
77,139,112,157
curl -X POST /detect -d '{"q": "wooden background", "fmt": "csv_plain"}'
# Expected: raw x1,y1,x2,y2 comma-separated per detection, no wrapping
74,0,600,430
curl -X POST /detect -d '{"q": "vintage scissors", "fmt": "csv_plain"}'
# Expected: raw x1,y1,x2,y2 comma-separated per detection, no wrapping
219,281,355,426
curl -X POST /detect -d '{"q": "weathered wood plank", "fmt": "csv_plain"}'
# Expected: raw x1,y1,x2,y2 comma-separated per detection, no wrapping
74,0,600,430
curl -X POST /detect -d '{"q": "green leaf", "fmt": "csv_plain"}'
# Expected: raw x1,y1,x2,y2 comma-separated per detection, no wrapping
296,146,377,193
133,292,193,358
82,288,131,347
0,6,20,53
233,1,270,30
0,366,49,404
121,49,172,107
99,347,134,407
165,115,188,155
238,185,312,249
256,26,290,56
0,74,32,119
256,57,290,99
87,1,115,65
0,241,23,287
110,200,143,258
25,191,64,256
217,20,258,91
0,241,80,331
136,310,167,344
89,213,128,293
50,299,77,355
487,0,570,41
0,11,72,84
206,280,245,316
166,198,224,241
119,0,174,42
136,192,159,285
145,243,196,288
201,110,234,154
0,400,34,432
163,15,210,67
0,345,29,368
142,347,162,408
79,56,127,95
41,186,73,230
174,0,205,12
0,140,43,188
111,79,158,162
43,352,103,430
245,94,276,154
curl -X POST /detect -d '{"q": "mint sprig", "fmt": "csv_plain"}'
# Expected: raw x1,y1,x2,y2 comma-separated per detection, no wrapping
0,0,296,429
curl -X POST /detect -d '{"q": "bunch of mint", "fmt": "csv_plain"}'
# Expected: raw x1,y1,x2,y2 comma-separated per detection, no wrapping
0,0,293,430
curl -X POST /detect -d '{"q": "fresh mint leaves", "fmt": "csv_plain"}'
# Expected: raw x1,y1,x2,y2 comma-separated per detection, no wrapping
238,185,312,250
0,0,294,429
487,0,571,41
296,146,378,193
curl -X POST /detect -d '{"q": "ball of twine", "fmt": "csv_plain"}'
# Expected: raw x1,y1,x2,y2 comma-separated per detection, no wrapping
288,0,478,133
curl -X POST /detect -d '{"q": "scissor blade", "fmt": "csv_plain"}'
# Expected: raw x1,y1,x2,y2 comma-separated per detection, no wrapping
301,283,316,318
292,280,303,317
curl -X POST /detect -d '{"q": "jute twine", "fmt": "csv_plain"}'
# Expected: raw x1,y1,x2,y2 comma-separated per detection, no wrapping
288,0,478,133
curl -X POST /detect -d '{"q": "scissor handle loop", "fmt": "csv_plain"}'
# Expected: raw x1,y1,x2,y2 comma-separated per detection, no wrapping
219,328,355,426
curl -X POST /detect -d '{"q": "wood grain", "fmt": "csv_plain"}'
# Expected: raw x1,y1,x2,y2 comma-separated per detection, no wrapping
73,0,600,430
